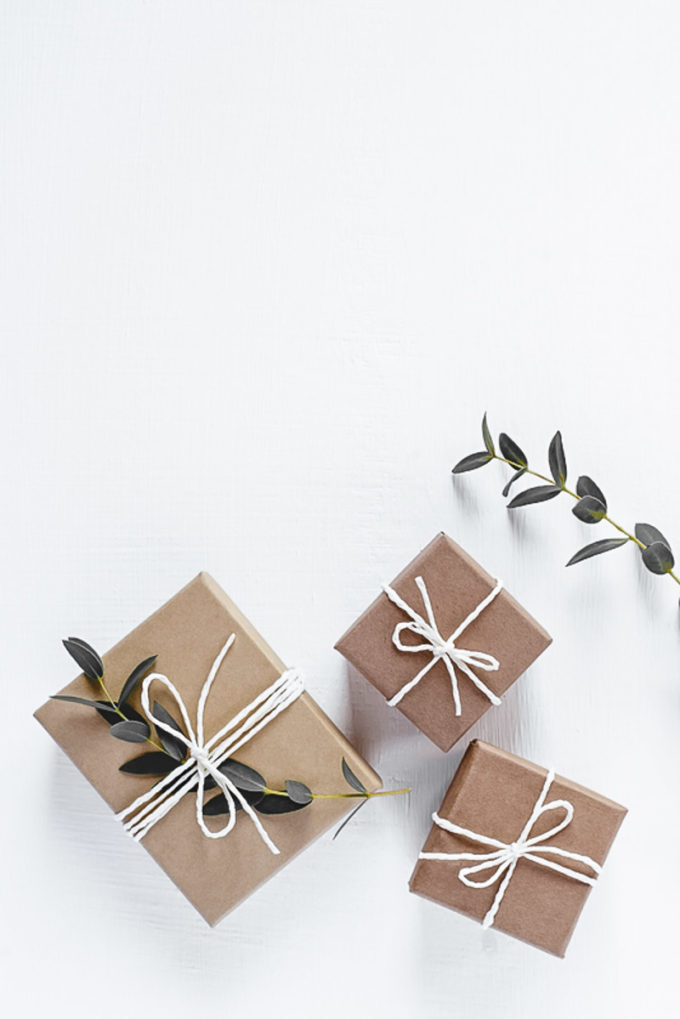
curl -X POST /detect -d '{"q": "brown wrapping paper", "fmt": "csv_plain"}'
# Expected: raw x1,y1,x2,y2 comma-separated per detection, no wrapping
34,573,381,926
334,533,552,751
410,740,627,956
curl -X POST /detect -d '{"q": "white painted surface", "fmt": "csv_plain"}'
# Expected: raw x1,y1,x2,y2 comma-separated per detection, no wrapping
2,3,678,1016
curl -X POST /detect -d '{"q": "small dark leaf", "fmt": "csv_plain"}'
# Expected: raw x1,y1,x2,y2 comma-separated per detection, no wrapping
203,788,264,815
566,538,628,566
548,431,567,486
50,694,118,719
116,702,146,724
452,451,492,474
62,637,103,684
342,757,367,794
507,484,561,508
635,522,672,550
481,412,495,456
576,476,607,510
255,793,310,814
501,467,526,497
218,759,266,792
152,701,187,761
119,752,178,775
572,495,607,524
285,780,313,805
641,541,675,575
118,655,157,708
109,720,151,743
332,798,368,840
498,433,527,468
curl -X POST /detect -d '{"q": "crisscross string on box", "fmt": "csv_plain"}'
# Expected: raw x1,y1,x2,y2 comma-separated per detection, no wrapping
419,769,602,929
115,634,304,854
381,574,504,714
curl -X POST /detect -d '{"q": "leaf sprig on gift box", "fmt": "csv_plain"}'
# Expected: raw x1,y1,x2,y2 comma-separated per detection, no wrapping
453,414,679,593
53,638,408,835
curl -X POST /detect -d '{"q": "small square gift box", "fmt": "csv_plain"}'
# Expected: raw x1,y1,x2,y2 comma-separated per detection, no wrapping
335,533,552,751
410,740,627,956
35,573,381,926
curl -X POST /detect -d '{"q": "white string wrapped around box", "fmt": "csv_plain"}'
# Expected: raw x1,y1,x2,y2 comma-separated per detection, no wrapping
419,769,602,929
115,634,304,855
381,574,504,714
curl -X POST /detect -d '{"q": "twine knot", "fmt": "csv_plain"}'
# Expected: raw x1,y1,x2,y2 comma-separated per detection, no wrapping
381,574,504,714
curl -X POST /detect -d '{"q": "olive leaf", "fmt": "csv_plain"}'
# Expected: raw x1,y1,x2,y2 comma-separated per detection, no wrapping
50,694,119,719
118,655,157,708
332,798,368,840
151,701,186,761
548,431,567,486
255,794,309,814
576,476,607,509
452,451,492,474
635,523,672,551
498,433,527,468
203,787,264,815
572,495,607,524
566,538,628,566
218,759,266,792
502,467,526,497
119,752,178,775
507,484,561,508
641,541,675,575
109,720,151,743
342,757,367,794
481,412,495,456
285,780,313,805
62,637,103,684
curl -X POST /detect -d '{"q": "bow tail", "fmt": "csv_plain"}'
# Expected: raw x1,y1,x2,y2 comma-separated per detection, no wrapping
200,766,280,855
455,658,501,707
482,859,518,929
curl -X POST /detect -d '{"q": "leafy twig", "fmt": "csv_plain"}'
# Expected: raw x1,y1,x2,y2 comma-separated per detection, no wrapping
453,414,678,591
53,638,410,837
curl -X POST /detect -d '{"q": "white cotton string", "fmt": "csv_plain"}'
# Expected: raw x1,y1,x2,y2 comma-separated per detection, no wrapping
114,634,304,855
419,769,602,929
381,574,504,714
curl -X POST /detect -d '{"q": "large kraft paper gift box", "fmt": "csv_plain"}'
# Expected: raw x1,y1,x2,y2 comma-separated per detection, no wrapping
335,533,552,752
34,573,381,925
410,740,627,956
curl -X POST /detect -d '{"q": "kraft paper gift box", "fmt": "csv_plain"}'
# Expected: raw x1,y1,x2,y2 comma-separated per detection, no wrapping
34,573,381,926
410,740,627,956
335,533,552,752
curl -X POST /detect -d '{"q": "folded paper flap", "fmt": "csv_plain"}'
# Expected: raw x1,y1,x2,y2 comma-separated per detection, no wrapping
35,573,381,925
411,740,626,956
335,534,552,752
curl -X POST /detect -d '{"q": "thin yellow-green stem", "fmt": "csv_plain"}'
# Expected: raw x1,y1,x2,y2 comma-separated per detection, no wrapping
494,454,680,586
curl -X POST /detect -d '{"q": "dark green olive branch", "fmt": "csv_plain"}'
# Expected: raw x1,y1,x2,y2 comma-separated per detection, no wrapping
494,454,650,551
453,415,679,590
492,453,680,585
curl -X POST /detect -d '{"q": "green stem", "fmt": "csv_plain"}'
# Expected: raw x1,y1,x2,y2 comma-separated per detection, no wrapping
495,455,680,586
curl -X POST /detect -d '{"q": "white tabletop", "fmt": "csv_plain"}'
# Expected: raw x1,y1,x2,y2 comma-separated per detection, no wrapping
3,3,678,1016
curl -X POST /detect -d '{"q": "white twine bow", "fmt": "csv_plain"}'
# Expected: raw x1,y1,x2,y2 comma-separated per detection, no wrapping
419,769,602,929
381,575,504,713
115,634,304,854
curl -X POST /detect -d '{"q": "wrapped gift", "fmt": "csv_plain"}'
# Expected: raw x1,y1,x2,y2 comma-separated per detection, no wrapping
410,740,627,956
35,573,381,925
334,533,552,751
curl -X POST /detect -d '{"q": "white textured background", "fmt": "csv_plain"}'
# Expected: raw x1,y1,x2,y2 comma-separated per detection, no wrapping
2,3,679,1016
